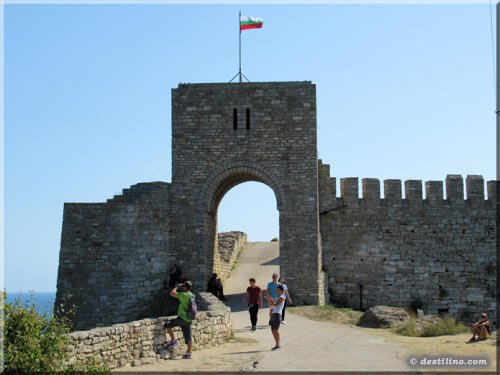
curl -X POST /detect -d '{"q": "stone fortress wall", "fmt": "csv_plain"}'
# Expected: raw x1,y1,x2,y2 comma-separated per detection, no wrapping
66,293,231,370
55,182,172,331
56,184,247,331
214,231,248,282
317,161,497,327
55,81,497,332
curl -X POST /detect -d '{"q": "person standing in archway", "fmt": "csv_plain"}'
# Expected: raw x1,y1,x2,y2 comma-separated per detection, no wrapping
245,277,262,331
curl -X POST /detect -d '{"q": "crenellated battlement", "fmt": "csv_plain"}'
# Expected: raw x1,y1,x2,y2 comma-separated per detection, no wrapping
318,161,497,203
353,176,496,202
318,160,496,325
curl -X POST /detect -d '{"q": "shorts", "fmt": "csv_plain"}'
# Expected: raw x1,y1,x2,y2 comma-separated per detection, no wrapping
270,313,281,330
164,317,192,344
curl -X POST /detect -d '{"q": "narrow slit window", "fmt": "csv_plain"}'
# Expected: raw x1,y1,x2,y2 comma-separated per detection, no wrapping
233,108,238,130
246,108,250,129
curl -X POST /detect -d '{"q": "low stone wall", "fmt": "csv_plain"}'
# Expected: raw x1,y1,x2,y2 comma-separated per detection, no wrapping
214,231,247,282
66,293,231,369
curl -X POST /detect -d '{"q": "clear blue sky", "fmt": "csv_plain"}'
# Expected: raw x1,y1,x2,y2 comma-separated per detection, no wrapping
4,2,496,292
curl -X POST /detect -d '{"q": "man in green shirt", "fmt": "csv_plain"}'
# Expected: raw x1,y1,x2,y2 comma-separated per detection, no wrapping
163,280,194,359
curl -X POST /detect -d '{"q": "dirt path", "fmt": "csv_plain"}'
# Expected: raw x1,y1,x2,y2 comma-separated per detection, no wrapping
118,242,417,372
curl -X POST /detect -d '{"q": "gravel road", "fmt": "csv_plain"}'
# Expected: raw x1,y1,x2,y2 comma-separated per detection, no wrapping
117,242,410,372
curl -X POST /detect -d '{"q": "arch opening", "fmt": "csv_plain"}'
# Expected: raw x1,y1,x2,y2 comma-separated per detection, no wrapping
202,164,286,216
217,181,279,241
212,180,280,308
203,166,284,306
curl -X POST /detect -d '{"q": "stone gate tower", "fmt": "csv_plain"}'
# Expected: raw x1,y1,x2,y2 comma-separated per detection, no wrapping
170,82,324,305
55,80,496,331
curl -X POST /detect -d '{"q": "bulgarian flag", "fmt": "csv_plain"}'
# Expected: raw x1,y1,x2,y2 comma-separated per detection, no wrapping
240,16,264,30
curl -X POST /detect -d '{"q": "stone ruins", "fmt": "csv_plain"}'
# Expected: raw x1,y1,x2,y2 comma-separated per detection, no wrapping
55,81,497,331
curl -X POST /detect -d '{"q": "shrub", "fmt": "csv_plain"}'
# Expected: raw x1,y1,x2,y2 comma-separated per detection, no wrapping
421,317,469,337
392,316,469,337
3,291,109,374
270,237,279,242
392,318,421,337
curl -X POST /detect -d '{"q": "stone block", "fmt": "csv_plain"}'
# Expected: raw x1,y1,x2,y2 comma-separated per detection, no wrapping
425,181,443,202
466,175,484,200
362,178,380,203
466,294,484,302
341,178,359,201
405,180,422,201
384,179,402,200
446,175,464,201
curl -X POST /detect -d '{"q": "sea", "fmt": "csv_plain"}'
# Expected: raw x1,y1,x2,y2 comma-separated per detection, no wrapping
5,292,56,316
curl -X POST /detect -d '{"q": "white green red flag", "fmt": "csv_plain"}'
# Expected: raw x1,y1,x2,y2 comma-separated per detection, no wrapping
240,16,264,31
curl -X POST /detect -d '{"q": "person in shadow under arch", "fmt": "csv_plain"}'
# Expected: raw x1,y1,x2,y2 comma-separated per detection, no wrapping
206,273,227,301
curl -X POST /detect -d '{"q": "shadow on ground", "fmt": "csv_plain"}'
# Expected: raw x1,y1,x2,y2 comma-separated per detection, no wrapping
233,324,269,333
224,292,248,313
260,256,279,266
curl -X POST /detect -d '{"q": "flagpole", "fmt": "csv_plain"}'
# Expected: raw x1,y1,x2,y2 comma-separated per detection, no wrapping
497,2,500,183
239,11,242,83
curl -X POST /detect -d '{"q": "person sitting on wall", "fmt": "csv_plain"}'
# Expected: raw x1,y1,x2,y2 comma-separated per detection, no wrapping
469,313,490,342
163,280,194,359
165,264,183,315
168,264,183,289
207,273,227,300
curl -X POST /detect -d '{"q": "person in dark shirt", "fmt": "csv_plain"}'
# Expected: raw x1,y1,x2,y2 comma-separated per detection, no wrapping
206,273,227,300
245,277,263,331
168,264,183,289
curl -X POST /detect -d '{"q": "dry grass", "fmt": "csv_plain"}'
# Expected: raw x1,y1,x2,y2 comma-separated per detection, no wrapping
393,317,470,337
288,304,363,325
290,305,497,371
366,327,497,371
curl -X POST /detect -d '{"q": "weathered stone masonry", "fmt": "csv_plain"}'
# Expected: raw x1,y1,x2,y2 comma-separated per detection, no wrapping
214,231,247,282
168,82,324,307
66,293,231,369
318,161,497,327
56,183,172,330
55,81,497,331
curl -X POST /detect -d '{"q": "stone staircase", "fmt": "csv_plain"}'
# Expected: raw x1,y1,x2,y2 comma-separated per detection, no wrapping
107,182,170,203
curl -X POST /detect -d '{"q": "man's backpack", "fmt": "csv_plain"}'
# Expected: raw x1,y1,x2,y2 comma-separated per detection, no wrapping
187,293,197,320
